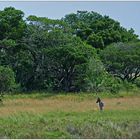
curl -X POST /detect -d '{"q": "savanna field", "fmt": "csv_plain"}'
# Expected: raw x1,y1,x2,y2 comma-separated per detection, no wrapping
0,6,140,139
0,92,140,139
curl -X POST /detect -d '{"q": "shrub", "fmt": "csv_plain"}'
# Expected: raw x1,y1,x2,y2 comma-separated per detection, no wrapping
85,57,121,93
0,66,17,93
134,77,140,88
104,74,122,94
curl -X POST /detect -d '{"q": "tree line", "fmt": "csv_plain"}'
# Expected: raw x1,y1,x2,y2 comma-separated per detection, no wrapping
0,7,140,94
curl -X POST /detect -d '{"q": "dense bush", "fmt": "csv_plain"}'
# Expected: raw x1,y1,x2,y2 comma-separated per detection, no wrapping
134,78,140,88
0,66,17,93
85,57,122,93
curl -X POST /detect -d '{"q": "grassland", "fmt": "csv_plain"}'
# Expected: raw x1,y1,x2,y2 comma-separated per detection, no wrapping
0,92,140,138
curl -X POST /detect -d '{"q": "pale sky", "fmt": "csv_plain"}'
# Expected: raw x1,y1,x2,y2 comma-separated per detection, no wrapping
0,1,140,37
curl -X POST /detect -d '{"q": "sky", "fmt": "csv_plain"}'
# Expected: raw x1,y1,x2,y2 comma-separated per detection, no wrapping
0,1,140,37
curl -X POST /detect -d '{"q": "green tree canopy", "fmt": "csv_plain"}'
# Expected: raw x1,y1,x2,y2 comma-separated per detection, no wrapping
100,42,140,82
63,11,139,48
15,16,98,91
0,7,26,41
0,7,139,93
42,44,96,92
0,7,27,73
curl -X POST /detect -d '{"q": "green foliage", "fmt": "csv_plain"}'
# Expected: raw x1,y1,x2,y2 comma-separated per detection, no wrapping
64,11,139,48
134,77,140,88
0,7,27,91
0,7,139,93
20,16,99,92
0,66,17,93
0,39,17,67
85,57,106,92
104,75,122,94
32,43,97,92
100,42,140,82
121,81,138,93
87,33,104,48
0,7,26,40
85,57,121,93
10,17,77,91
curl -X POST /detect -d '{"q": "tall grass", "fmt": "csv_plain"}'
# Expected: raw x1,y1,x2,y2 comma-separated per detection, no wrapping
0,110,140,139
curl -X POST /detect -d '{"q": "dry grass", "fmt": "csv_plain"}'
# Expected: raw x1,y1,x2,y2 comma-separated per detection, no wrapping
0,95,139,117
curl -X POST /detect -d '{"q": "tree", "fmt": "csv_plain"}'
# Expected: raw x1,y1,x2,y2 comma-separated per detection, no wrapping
22,16,98,91
0,7,26,41
0,7,27,87
63,11,139,49
42,44,97,92
100,42,140,82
